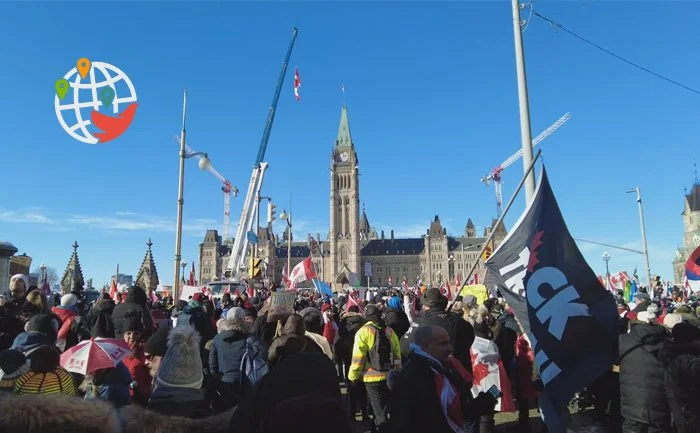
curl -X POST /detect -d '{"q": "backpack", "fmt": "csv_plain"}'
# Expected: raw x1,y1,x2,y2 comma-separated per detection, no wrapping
368,324,393,372
240,336,269,389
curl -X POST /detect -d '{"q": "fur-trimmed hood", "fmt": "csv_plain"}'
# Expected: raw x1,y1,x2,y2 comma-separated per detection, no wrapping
0,393,234,433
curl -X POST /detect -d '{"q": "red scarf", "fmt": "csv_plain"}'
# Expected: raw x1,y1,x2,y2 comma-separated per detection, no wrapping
431,356,472,433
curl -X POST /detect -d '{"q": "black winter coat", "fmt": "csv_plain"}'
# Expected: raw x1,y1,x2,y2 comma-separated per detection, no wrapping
401,309,475,372
112,286,153,339
390,355,493,433
619,323,670,425
88,299,115,338
335,312,364,363
148,386,210,419
659,341,700,433
384,308,410,339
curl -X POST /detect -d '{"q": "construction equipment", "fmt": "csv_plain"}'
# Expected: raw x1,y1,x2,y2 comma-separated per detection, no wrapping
226,27,299,280
174,137,240,241
481,112,571,216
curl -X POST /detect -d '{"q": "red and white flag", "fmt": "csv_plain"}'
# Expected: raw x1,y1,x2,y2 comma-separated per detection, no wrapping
346,290,364,313
294,67,301,102
401,276,408,292
471,336,515,412
188,262,196,286
388,276,393,287
445,280,452,301
468,273,480,285
288,256,316,290
109,279,118,301
456,273,462,288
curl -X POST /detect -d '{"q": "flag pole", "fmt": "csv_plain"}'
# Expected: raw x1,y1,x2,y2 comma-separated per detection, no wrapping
447,149,542,313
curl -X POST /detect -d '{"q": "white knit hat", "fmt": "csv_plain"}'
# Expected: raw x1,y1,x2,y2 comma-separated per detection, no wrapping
10,274,29,290
663,313,683,330
60,294,78,307
226,307,246,321
156,326,203,389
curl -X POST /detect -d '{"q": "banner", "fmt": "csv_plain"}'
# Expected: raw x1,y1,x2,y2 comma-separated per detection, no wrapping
461,284,488,306
268,291,297,323
484,167,618,433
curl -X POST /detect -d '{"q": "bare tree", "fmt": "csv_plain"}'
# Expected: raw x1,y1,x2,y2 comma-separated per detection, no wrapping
31,266,59,286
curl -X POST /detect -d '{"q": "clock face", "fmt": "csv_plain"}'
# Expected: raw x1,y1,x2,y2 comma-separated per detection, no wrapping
340,151,349,162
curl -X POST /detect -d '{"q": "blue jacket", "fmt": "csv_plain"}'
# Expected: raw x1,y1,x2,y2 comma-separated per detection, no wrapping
209,328,266,385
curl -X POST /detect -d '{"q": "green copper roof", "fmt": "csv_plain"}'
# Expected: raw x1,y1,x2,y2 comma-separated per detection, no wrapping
335,105,353,148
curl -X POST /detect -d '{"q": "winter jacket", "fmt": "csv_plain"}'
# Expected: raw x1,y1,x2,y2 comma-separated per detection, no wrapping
121,346,152,404
402,308,475,372
51,306,85,351
619,322,670,425
252,312,277,348
148,386,210,418
112,286,153,339
390,351,495,433
334,311,364,363
347,321,401,383
88,299,115,338
384,307,410,339
493,312,518,368
659,340,700,433
84,362,132,408
267,315,322,366
209,325,266,386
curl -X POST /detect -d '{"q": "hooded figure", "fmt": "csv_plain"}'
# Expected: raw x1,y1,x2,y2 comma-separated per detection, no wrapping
112,286,153,339
384,296,410,339
268,314,322,366
88,293,116,338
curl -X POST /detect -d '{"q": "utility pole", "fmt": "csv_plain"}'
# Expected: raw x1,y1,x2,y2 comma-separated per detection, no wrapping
602,252,611,291
511,0,536,202
173,89,187,306
628,187,652,291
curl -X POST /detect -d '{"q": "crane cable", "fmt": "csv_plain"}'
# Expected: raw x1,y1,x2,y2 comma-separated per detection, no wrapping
532,10,700,97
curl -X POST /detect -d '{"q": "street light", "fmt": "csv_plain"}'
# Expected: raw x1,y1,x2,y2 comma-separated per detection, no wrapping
280,209,292,283
602,251,611,291
627,187,652,292
173,89,212,307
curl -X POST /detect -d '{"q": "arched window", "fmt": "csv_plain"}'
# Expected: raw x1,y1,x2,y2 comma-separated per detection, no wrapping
341,246,349,262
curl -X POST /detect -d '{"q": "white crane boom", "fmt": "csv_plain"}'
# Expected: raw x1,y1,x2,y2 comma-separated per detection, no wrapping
480,112,572,216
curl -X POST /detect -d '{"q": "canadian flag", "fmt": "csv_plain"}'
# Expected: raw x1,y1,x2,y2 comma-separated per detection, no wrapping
347,290,364,313
288,256,317,290
109,279,118,301
188,263,196,286
445,281,452,301
468,273,480,285
294,67,301,102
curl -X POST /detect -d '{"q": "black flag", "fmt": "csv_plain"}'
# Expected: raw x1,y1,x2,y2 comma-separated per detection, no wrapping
484,167,617,433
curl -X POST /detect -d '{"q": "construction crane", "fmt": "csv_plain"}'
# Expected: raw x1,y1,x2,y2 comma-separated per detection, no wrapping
481,112,571,216
226,27,299,281
174,137,240,241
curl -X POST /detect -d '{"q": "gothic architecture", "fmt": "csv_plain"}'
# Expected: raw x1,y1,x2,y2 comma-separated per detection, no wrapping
197,105,506,290
135,239,160,294
60,241,85,294
673,182,700,283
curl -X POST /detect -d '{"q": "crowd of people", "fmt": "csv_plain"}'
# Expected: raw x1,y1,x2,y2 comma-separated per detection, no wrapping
1,271,700,433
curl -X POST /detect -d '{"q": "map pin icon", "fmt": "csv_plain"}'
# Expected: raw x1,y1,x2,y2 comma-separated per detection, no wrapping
100,87,115,108
55,78,69,100
77,58,91,79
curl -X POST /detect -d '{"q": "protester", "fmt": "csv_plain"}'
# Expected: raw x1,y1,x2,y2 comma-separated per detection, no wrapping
80,362,132,408
112,286,153,340
267,313,322,366
144,325,170,382
0,349,29,393
121,325,152,405
88,292,116,338
348,304,401,432
384,296,410,339
390,325,497,433
13,346,76,396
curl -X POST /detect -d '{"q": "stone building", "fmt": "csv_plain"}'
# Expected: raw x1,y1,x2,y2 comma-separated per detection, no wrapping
135,239,159,294
59,241,85,294
197,105,506,289
673,182,700,283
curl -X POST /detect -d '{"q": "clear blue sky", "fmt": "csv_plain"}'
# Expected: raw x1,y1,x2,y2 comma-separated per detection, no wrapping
1,1,698,287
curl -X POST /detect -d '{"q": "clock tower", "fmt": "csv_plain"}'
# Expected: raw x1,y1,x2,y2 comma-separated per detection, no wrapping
330,105,361,288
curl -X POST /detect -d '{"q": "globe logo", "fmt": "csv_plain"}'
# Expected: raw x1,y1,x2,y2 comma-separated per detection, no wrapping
54,58,138,144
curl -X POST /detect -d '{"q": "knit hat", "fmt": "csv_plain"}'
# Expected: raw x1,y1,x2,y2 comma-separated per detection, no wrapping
0,349,29,382
387,297,401,312
10,274,29,290
320,303,332,313
60,294,78,307
421,288,446,309
226,307,246,321
144,325,170,357
663,313,683,330
192,293,204,303
156,326,203,389
11,332,49,356
647,303,659,316
24,314,59,344
13,346,76,396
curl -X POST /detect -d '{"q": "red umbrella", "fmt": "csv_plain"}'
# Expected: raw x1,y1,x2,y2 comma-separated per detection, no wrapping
60,338,132,376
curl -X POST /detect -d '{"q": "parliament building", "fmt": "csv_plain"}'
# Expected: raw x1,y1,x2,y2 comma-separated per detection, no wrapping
199,105,506,290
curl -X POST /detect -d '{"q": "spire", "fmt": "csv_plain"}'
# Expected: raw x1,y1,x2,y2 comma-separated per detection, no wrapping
60,240,85,294
465,218,475,238
466,218,474,229
335,105,353,148
136,238,160,293
360,204,370,238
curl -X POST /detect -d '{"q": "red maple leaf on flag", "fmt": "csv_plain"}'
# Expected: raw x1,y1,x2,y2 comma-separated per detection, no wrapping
527,231,545,273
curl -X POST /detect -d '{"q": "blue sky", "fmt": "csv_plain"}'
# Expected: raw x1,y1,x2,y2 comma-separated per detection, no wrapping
1,1,698,286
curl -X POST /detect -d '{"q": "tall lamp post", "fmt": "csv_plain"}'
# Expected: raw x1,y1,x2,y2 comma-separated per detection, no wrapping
627,187,652,291
602,251,611,291
173,89,213,307
280,209,292,283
